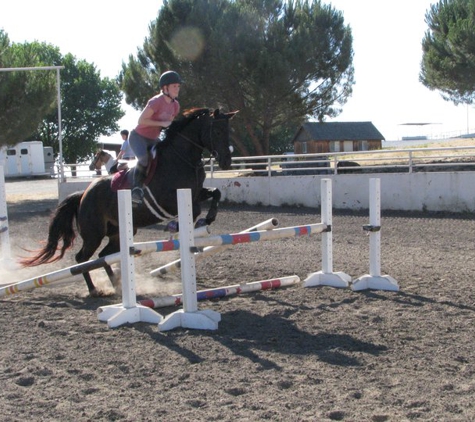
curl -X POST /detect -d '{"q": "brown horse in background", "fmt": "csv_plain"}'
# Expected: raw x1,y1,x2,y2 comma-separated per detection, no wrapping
89,150,116,175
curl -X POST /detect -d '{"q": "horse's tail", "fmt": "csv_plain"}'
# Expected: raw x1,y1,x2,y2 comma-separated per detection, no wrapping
20,192,83,267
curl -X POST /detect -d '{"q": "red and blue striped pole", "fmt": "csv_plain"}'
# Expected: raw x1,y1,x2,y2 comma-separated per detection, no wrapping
138,275,300,309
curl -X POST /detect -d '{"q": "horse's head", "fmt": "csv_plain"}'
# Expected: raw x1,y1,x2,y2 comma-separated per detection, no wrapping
204,108,238,170
89,150,102,171
89,150,112,171
164,108,237,170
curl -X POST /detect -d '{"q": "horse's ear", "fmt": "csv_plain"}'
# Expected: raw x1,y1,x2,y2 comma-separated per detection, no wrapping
226,110,239,120
212,109,238,119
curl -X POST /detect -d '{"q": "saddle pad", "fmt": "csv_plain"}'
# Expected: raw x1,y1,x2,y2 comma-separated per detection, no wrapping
110,155,158,193
111,170,131,192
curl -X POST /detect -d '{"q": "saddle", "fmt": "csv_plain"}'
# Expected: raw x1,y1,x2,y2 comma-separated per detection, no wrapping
111,153,158,193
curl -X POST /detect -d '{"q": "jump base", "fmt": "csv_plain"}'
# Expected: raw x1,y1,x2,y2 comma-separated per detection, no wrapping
97,304,164,328
304,271,351,288
158,309,221,332
351,274,399,291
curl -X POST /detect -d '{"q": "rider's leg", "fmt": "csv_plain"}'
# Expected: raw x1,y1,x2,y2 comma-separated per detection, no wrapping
128,130,150,205
131,163,147,204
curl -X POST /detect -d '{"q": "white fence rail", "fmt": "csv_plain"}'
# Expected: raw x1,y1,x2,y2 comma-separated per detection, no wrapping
60,145,475,181
204,146,475,178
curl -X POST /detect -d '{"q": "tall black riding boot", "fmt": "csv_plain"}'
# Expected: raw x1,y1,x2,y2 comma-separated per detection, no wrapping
131,163,147,205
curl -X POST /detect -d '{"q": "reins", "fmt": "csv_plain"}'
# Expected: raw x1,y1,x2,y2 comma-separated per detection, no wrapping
168,111,219,169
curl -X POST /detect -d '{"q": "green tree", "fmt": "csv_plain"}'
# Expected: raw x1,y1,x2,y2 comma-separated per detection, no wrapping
1,31,125,162
420,0,475,104
0,31,58,147
120,0,354,156
32,54,125,164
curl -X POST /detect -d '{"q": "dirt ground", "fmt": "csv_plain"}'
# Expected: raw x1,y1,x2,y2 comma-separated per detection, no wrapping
1,178,475,421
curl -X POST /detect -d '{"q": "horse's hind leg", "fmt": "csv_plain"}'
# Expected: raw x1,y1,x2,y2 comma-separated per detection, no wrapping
82,272,98,297
98,226,121,291
76,235,119,296
103,265,118,289
75,239,104,296
76,249,99,296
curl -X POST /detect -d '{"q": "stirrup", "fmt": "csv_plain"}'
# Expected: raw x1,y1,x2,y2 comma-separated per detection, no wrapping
131,187,144,204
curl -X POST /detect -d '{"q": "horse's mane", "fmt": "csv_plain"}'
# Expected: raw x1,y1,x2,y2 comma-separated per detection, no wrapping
161,108,210,145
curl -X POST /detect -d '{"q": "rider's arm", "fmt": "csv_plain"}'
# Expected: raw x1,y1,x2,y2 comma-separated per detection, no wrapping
138,105,172,128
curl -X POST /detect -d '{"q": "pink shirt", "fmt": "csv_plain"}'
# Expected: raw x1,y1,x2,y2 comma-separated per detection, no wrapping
135,94,180,140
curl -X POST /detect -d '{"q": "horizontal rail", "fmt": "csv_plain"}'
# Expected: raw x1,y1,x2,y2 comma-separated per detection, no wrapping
132,223,327,256
59,145,475,182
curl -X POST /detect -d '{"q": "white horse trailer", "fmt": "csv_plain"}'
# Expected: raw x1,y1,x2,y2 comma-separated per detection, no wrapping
0,141,52,178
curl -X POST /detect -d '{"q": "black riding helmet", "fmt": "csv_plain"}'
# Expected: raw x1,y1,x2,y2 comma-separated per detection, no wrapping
159,71,184,88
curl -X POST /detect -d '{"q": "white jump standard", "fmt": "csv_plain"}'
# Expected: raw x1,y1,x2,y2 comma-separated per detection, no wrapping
351,178,399,291
97,190,164,328
304,178,351,288
157,189,222,331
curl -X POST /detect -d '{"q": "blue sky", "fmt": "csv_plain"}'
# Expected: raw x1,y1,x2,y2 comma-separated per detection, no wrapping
2,0,472,142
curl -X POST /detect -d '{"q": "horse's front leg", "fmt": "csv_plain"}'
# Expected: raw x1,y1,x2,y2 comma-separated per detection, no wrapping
196,187,221,226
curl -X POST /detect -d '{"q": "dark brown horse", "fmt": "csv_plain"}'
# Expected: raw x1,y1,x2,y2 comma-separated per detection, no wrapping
22,108,237,296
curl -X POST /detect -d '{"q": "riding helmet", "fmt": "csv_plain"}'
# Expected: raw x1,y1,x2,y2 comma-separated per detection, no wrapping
159,71,184,88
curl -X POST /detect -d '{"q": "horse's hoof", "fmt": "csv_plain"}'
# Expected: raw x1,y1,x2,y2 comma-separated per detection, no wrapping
89,289,101,298
165,221,179,233
195,218,208,228
131,187,144,205
89,289,111,298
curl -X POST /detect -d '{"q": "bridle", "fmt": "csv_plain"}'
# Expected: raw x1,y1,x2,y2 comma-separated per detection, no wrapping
89,150,111,171
172,112,225,168
89,151,102,170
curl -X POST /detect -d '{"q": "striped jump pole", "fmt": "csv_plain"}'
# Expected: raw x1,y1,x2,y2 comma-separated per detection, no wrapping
132,222,327,256
351,178,399,291
304,178,351,288
1,217,210,299
0,251,122,298
139,275,300,309
150,217,279,277
0,237,180,298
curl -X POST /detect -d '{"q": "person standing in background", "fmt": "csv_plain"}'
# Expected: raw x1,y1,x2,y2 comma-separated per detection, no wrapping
116,129,135,161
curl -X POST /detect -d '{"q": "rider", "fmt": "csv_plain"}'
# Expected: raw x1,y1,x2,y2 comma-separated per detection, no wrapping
128,70,183,205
